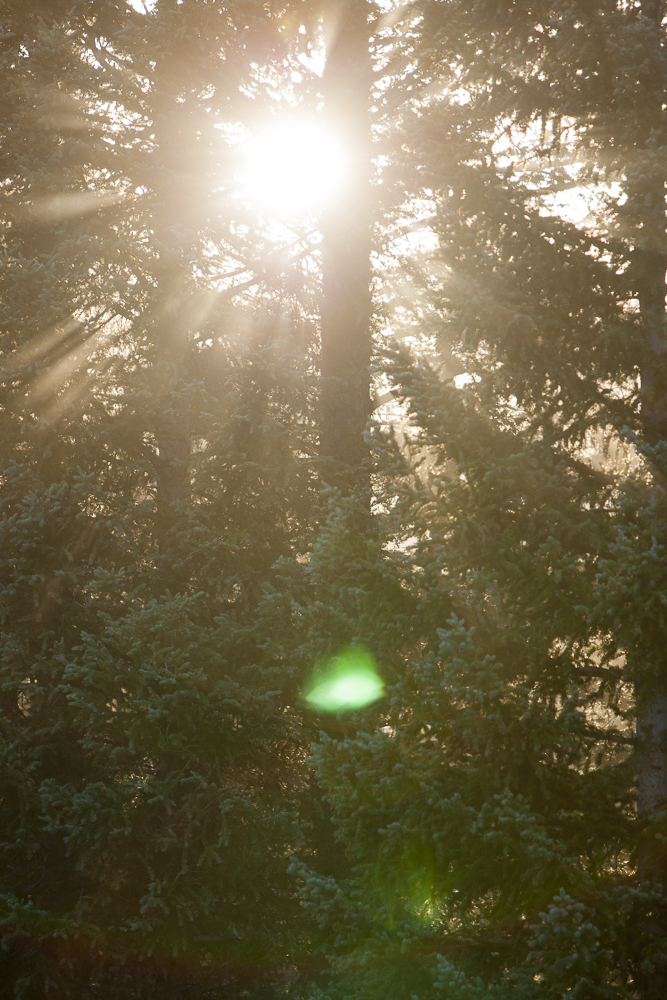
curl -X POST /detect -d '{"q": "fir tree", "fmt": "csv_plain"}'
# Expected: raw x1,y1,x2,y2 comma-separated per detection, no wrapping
0,2,317,996
295,2,667,998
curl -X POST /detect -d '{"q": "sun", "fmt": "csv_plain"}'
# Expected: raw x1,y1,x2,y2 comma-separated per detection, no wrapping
238,120,349,217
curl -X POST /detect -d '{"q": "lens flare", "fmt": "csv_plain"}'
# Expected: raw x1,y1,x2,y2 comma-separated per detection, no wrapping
238,120,349,216
305,647,384,712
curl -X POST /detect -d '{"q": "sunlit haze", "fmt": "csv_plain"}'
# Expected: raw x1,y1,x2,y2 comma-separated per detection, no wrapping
238,121,349,217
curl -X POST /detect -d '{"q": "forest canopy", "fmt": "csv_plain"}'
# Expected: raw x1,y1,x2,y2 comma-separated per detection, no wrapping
2,1,667,998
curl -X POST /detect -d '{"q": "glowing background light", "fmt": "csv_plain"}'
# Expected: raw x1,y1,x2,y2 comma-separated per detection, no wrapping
238,121,349,216
304,647,384,712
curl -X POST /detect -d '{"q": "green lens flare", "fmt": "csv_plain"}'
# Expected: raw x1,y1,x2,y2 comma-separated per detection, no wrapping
305,647,384,712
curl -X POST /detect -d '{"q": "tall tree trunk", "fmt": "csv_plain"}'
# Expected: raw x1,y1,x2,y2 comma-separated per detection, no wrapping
635,3,667,996
319,0,374,495
636,229,667,889
636,0,667,830
152,85,194,507
637,697,667,820
638,245,667,445
155,344,191,505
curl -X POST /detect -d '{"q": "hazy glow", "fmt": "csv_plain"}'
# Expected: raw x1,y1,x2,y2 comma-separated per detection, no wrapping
239,121,349,216
305,647,384,712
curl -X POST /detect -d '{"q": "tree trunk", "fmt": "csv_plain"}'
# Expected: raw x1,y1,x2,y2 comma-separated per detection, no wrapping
156,372,191,505
636,0,667,837
637,693,667,840
319,0,374,494
635,5,667,996
151,85,195,507
638,247,667,444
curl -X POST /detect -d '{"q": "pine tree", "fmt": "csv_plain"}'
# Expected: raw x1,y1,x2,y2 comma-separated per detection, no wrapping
295,2,667,998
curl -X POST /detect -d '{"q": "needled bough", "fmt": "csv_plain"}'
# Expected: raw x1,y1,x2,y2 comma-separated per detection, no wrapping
304,647,384,712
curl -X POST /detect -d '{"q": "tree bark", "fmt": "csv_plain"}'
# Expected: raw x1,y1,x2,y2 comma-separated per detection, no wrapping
319,0,374,494
634,5,667,997
636,0,667,855
638,247,667,444
155,367,191,505
637,693,667,837
151,84,195,506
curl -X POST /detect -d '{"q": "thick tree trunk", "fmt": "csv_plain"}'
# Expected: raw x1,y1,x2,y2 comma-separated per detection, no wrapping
319,0,374,493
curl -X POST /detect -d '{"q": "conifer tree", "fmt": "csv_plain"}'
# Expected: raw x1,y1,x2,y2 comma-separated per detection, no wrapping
0,2,317,996
295,2,667,998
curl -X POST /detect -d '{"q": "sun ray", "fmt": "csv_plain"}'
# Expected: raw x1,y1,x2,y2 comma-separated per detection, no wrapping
2,318,83,376
15,189,124,223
